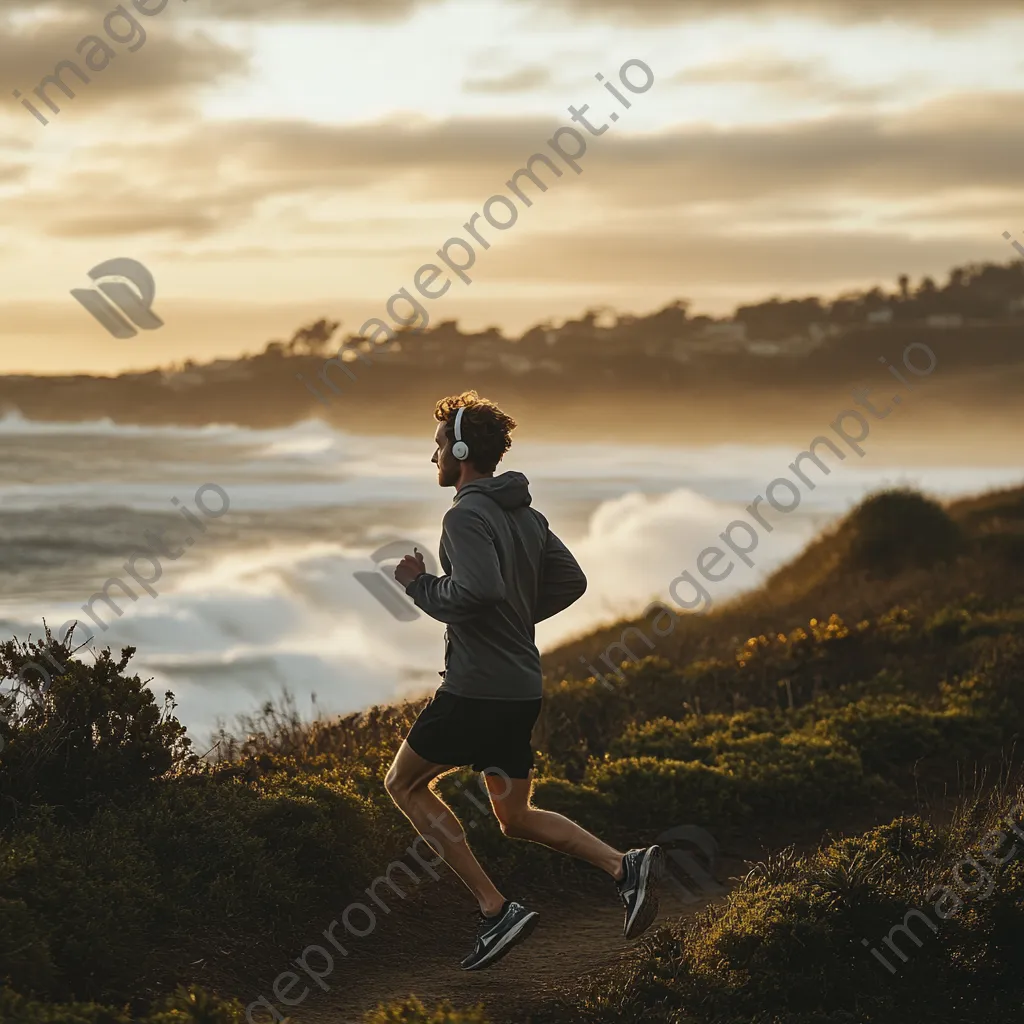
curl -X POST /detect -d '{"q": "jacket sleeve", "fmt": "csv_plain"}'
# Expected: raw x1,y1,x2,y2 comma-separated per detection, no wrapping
534,529,587,623
405,506,505,623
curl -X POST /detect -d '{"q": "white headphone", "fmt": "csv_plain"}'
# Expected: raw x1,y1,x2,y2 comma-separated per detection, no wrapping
451,406,469,461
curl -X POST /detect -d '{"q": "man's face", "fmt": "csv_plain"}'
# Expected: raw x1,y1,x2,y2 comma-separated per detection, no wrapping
432,418,460,487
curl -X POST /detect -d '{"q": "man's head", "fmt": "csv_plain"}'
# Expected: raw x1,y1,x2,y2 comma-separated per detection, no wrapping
431,390,517,487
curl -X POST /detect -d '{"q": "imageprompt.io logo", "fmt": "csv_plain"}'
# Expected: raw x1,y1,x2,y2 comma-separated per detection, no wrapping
656,824,727,903
71,258,164,339
354,540,438,621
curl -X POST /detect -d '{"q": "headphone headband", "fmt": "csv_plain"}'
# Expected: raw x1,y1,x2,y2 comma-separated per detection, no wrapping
451,406,469,461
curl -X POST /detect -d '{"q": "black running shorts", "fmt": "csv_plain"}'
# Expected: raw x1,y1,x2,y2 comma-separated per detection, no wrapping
405,689,543,779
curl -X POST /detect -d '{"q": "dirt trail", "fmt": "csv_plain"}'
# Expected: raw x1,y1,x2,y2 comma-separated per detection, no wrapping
265,808,911,1024
289,858,744,1024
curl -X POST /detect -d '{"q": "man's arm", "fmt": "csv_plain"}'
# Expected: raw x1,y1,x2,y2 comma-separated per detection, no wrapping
535,529,587,623
405,507,505,623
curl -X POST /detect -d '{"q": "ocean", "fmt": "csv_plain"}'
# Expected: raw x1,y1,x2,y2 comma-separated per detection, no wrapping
0,412,1019,746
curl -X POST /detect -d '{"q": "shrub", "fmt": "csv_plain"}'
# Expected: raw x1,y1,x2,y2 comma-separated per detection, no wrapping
712,732,870,815
0,766,382,1003
608,716,711,762
0,986,244,1024
815,698,945,773
542,797,1024,1024
0,637,194,818
608,710,786,762
925,605,974,643
842,489,964,578
587,731,869,832
584,757,749,833
363,996,489,1023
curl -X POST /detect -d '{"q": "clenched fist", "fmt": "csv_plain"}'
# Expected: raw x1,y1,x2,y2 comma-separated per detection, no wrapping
394,547,427,588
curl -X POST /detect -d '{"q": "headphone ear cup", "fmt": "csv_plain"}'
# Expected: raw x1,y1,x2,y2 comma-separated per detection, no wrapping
451,440,469,461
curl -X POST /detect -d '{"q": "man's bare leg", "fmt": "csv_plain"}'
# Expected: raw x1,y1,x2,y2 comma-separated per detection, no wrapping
385,741,506,916
484,773,626,879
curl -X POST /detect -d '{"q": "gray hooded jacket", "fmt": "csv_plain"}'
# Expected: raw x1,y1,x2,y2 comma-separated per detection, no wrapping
404,471,587,700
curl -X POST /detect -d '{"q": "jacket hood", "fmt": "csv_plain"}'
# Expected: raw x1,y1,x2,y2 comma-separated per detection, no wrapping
455,471,532,510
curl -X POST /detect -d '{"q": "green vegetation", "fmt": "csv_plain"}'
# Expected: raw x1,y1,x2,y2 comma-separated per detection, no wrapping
363,997,489,1023
1,484,1023,1021
535,790,1024,1024
0,986,246,1023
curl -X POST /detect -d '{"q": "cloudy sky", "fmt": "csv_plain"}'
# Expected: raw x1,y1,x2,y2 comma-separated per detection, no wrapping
1,0,1022,374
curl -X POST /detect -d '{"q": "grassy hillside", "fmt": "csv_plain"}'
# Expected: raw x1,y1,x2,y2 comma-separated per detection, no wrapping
534,785,1024,1024
1,483,1023,1021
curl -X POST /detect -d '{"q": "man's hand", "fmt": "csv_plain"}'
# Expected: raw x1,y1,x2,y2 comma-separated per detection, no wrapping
394,547,427,588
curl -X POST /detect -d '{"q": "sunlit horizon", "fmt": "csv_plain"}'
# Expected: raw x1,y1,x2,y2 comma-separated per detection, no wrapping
0,0,1022,374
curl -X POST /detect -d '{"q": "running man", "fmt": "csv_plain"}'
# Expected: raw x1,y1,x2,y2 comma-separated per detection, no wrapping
386,390,663,971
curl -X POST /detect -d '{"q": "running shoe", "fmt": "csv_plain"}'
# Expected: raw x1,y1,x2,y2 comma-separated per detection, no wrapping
460,899,539,970
617,846,664,939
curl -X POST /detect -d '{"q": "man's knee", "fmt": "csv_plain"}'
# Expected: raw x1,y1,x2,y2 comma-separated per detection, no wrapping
385,769,415,806
498,809,535,840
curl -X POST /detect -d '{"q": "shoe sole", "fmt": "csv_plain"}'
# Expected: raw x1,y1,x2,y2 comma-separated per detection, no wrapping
462,910,540,971
624,845,664,940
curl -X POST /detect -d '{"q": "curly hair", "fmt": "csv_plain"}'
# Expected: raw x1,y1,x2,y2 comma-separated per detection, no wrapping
434,390,517,473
